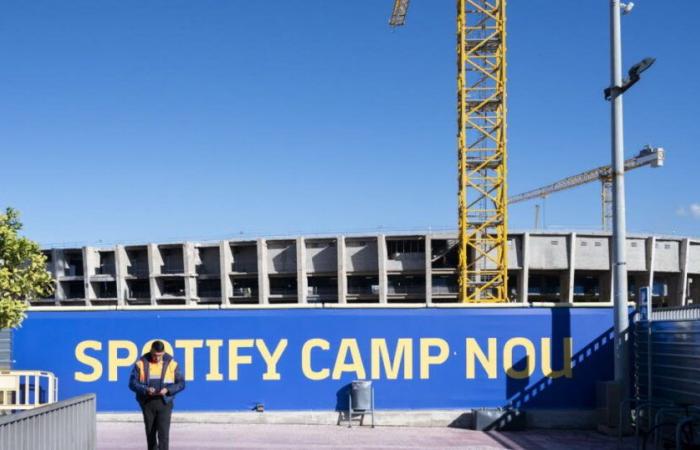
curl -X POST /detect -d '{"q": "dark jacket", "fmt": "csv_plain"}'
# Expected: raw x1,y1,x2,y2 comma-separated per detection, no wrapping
128,352,185,405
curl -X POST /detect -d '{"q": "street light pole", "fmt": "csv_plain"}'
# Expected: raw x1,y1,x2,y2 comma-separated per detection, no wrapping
610,0,629,388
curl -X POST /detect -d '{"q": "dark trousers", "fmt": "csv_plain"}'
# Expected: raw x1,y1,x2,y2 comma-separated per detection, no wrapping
140,399,173,450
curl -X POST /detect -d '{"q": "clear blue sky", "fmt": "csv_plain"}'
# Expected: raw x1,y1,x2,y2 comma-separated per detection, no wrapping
1,1,698,246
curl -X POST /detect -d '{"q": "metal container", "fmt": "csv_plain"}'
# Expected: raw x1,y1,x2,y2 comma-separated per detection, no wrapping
473,408,526,431
351,380,372,411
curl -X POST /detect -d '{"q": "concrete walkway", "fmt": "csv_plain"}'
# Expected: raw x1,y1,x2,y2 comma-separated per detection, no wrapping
98,422,637,449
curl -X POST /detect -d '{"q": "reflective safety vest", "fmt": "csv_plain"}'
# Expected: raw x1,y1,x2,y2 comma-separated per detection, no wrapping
135,354,178,389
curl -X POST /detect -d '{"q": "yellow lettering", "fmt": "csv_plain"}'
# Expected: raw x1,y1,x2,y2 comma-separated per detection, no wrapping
332,339,366,380
175,340,203,381
256,339,288,381
370,338,413,380
205,339,224,381
302,338,330,380
503,337,536,379
228,339,254,380
74,340,103,382
466,338,497,379
420,338,449,379
140,339,174,357
108,340,138,382
541,338,573,378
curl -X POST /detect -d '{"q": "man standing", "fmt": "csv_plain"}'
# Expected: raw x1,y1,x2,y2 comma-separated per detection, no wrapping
129,340,185,450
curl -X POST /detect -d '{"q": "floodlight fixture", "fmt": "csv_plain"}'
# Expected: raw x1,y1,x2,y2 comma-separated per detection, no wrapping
604,57,656,100
620,2,635,15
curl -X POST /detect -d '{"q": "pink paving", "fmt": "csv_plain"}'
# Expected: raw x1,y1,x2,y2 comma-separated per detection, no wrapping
98,422,637,449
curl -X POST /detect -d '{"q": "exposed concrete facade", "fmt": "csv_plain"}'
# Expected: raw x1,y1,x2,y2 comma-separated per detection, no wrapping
36,231,700,307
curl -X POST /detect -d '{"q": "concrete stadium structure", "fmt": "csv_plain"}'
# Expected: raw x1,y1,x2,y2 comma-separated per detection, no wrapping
34,231,700,308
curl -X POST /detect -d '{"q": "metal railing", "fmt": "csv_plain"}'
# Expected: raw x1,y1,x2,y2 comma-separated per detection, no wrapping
231,263,257,273
197,290,222,298
432,285,458,294
126,266,149,277
0,370,58,411
651,304,700,321
0,394,96,450
232,287,257,298
388,286,425,295
307,287,338,296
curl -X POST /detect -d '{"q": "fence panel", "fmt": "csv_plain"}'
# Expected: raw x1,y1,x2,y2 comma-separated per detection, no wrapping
0,394,96,450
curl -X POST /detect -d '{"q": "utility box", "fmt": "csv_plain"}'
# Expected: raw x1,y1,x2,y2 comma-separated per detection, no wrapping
473,408,526,431
596,381,623,429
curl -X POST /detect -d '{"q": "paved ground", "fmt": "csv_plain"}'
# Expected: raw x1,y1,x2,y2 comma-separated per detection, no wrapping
98,422,637,449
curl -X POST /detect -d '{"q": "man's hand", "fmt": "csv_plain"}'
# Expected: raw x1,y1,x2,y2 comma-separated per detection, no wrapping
159,388,168,396
147,387,156,396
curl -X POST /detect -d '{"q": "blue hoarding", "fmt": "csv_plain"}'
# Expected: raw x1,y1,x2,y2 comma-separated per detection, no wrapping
12,307,614,412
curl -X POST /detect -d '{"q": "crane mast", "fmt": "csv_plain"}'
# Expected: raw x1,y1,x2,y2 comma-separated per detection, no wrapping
390,0,509,302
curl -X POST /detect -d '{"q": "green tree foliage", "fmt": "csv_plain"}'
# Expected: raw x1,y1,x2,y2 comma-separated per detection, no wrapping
0,208,53,329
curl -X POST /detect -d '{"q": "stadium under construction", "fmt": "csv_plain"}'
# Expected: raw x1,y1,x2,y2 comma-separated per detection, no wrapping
33,231,699,308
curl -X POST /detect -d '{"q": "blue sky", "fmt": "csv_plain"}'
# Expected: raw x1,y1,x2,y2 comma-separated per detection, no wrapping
1,1,698,246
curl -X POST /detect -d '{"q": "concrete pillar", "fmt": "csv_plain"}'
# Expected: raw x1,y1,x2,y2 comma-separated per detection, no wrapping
297,237,307,304
679,238,690,306
519,233,530,303
83,247,96,303
646,236,656,300
604,236,614,303
337,236,347,304
564,233,576,304
425,235,432,305
51,249,63,303
183,242,197,304
53,249,66,278
147,243,159,305
220,240,231,304
115,245,127,306
257,239,269,305
377,234,388,304
83,246,92,303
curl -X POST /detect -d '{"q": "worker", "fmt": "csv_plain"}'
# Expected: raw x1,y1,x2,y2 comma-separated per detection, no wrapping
128,340,185,450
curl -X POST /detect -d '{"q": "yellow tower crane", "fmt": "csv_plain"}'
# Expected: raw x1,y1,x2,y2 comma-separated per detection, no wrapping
390,0,509,302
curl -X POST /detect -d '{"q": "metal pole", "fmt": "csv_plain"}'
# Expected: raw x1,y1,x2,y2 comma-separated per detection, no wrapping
610,0,630,389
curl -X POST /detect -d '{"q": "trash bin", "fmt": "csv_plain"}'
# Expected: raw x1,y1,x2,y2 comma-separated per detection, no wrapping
351,380,372,411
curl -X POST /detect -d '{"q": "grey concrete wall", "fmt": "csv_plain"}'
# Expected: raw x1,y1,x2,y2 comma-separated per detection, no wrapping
345,238,378,273
528,235,568,270
305,239,337,274
267,241,297,274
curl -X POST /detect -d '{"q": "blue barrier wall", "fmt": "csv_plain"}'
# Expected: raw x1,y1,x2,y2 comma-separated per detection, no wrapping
12,307,614,412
